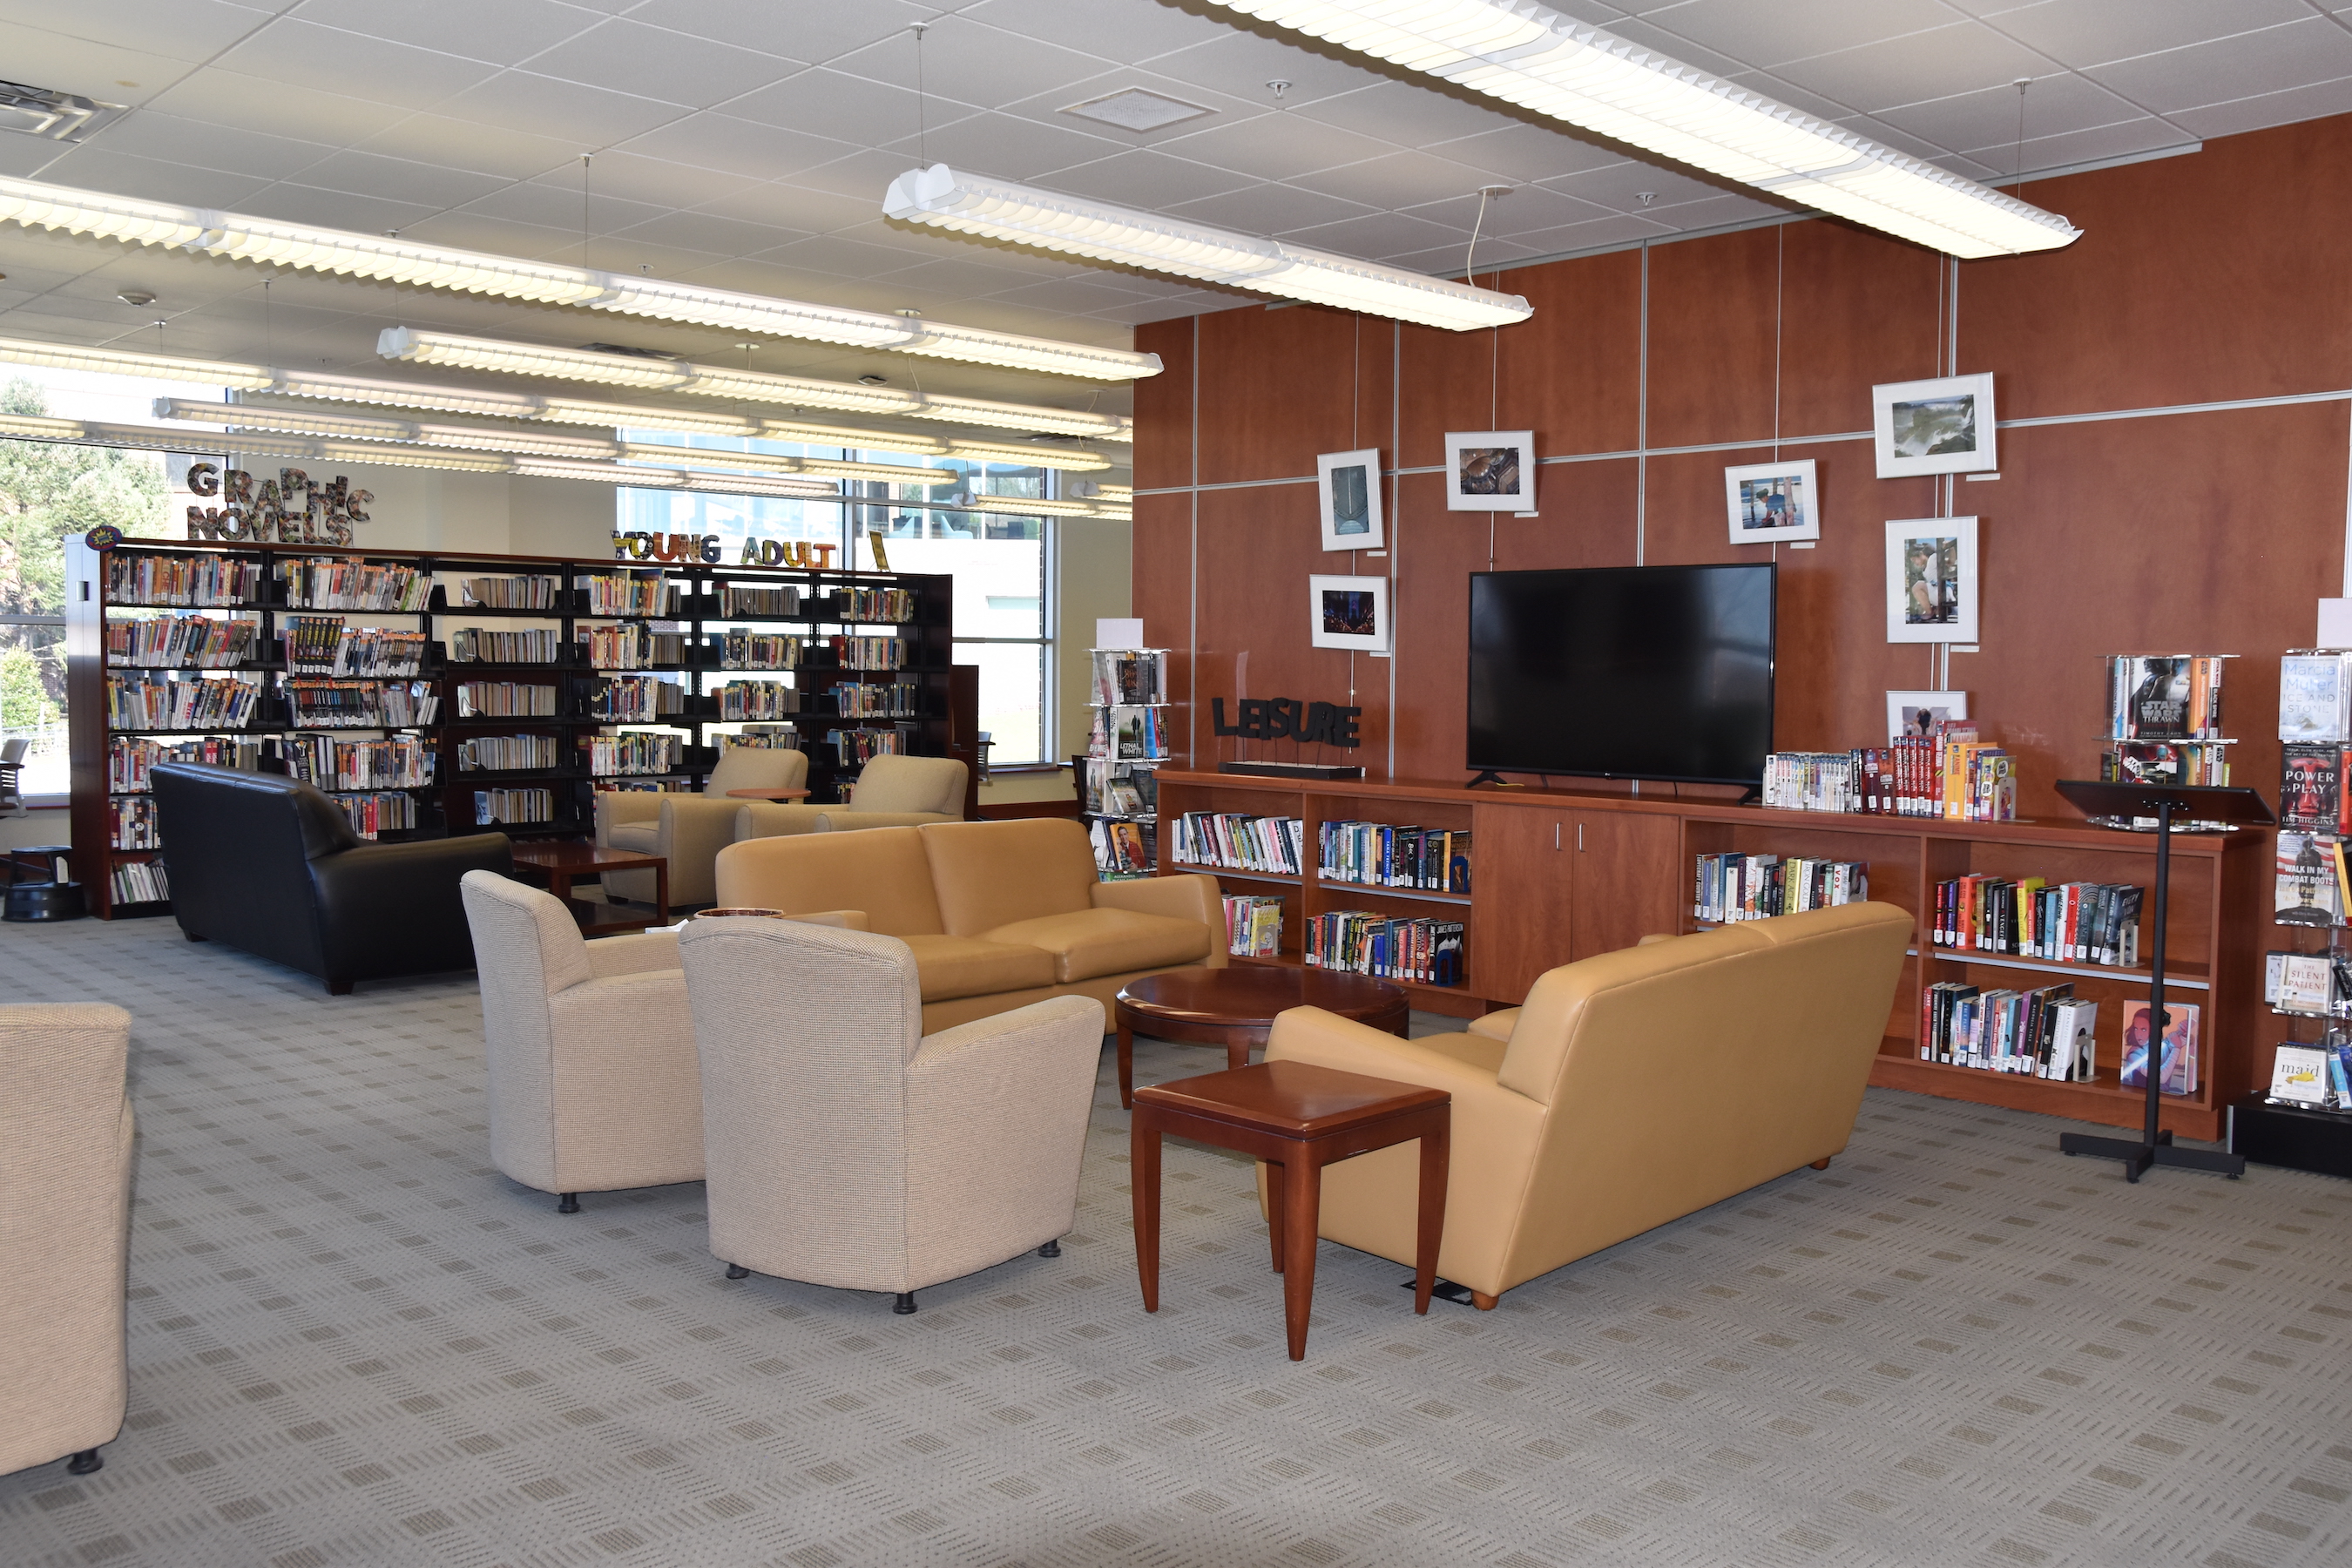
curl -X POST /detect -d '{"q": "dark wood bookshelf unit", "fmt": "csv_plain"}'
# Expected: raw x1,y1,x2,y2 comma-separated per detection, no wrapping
68,537,953,920
1152,771,2265,1141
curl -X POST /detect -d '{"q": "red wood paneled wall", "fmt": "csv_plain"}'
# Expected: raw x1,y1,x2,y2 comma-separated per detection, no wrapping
1132,116,2352,821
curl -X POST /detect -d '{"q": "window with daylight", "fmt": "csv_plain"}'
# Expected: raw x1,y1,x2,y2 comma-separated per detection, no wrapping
615,432,1053,765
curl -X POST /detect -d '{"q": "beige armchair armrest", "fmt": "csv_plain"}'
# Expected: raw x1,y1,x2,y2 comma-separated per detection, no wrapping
815,810,956,831
1092,871,1227,968
582,929,681,979
733,801,830,841
786,909,870,930
594,790,663,841
656,794,746,905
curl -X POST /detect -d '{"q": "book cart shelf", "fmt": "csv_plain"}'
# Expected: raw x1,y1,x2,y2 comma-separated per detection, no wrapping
1152,769,2265,1140
66,537,953,920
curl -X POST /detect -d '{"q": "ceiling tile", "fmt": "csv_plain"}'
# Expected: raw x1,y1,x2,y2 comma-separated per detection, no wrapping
1396,182,1618,240
5,0,270,66
278,148,512,208
2167,74,2352,141
212,19,502,113
30,144,274,207
1761,24,2053,114
559,150,762,213
1168,181,1382,237
725,67,929,147
283,0,601,69
1981,0,2314,65
1037,151,1259,208
967,0,1230,67
1629,0,1961,72
1867,71,2146,158
526,19,806,110
883,112,1127,184
1272,208,1469,261
1295,149,1513,210
89,112,340,182
828,13,1123,114
2081,20,2352,114
612,114,863,183
0,22,220,104
234,183,445,237
1538,161,1737,214
1138,26,1393,111
624,0,933,67
777,147,926,204
1423,124,1632,184
1288,78,1522,145
606,208,812,259
138,68,412,145
453,177,666,240
1499,212,1680,259
431,70,693,145
343,112,583,182
1148,110,1391,184
2005,119,2200,179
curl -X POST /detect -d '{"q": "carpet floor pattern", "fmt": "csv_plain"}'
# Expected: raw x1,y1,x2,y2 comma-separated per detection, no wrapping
1,916,2349,1568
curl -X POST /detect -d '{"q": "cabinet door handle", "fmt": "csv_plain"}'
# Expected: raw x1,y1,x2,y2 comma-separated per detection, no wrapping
1553,822,1560,850
1578,822,1585,853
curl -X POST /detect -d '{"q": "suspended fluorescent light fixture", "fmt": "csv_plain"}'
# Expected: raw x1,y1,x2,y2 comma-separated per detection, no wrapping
885,164,1531,331
378,328,1136,442
0,172,1160,381
1199,1,2079,259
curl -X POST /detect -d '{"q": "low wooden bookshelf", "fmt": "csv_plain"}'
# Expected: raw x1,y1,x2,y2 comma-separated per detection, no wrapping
1152,770,2265,1141
68,537,955,920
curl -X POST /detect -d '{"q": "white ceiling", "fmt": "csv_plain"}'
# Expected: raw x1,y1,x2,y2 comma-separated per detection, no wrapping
2,0,2349,426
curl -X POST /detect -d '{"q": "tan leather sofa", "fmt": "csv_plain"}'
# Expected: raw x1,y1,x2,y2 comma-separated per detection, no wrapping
1,1004,133,1478
713,817,1224,1031
596,746,808,907
733,754,968,840
1263,902,1911,1307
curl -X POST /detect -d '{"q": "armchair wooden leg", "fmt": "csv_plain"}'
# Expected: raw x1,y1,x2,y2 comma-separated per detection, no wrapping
66,1449,102,1475
1810,1157,1832,1171
557,1193,580,1213
1470,1291,1499,1311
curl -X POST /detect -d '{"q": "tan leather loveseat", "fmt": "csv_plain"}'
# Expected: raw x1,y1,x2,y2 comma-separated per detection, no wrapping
1264,902,1910,1307
713,817,1226,1031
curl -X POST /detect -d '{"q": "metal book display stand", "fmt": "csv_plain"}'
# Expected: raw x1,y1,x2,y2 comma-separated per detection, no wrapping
2052,779,2275,1183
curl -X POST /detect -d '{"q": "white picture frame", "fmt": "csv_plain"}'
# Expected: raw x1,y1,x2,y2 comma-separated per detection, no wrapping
1316,448,1384,551
1309,573,1389,652
1443,429,1536,512
1885,689,1970,744
1884,517,1980,644
1873,373,1997,478
1723,457,1820,544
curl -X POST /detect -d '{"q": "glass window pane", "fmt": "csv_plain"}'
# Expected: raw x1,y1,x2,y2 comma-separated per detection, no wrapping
957,640,1043,766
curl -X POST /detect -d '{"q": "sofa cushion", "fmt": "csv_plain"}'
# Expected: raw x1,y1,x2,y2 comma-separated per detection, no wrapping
606,820,659,854
922,819,1098,936
899,934,1058,1001
713,826,945,935
980,908,1210,983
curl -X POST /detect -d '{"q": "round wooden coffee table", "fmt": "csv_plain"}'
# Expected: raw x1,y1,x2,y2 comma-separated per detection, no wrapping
1114,965,1411,1109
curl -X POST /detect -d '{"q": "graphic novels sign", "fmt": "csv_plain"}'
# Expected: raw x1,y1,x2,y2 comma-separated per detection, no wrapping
1212,696,1360,747
184,463,371,544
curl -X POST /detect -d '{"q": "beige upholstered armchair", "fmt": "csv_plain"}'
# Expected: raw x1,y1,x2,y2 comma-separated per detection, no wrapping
1,1004,133,1479
734,753,968,840
597,745,808,907
460,871,703,1213
677,914,1103,1314
1263,902,1911,1308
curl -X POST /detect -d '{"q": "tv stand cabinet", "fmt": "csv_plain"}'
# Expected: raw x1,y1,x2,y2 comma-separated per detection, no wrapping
1151,771,2264,1143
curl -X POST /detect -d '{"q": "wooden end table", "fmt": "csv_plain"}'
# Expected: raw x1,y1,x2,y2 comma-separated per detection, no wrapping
1132,1060,1450,1361
1114,965,1410,1109
725,787,811,800
509,841,667,936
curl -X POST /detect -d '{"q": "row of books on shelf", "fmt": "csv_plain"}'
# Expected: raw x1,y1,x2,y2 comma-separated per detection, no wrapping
282,618,427,678
274,734,434,791
457,681,560,719
2106,653,2228,740
585,733,684,777
109,797,157,849
2099,739,2232,787
475,787,554,825
105,672,260,731
1223,894,1283,956
330,791,417,840
591,676,686,720
107,734,260,790
2268,1037,2352,1112
834,679,923,718
1320,821,1470,894
1934,876,2142,967
1693,854,1869,924
280,558,433,612
1920,983,2099,1082
2275,833,2352,928
2264,950,2352,1017
456,733,559,772
1083,759,1159,819
456,574,558,610
1090,648,1169,706
1304,911,1464,986
285,679,440,728
1091,705,1169,762
582,573,680,618
1091,818,1153,876
1170,811,1305,876
827,725,914,767
111,860,169,905
451,627,563,664
1761,727,2014,820
105,555,264,607
835,587,914,624
584,625,686,670
713,631,907,671
105,614,257,668
721,585,801,618
722,679,807,720
729,725,799,751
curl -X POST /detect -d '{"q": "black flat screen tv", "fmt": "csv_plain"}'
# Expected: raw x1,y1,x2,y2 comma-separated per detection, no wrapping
1467,564,1775,787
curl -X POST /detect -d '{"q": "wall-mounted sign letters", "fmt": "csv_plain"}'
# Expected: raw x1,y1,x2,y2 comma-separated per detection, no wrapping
1213,696,1360,747
185,463,371,544
608,532,841,568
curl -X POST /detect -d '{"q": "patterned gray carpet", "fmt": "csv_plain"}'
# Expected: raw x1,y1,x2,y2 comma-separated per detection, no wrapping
1,914,2348,1568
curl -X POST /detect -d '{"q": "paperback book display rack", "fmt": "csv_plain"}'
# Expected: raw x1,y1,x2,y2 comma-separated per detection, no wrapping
68,537,954,918
1078,646,1171,879
1151,769,2266,1139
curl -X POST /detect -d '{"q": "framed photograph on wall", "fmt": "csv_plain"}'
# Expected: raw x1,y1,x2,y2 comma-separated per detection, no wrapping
1444,429,1536,512
1884,517,1980,644
1308,573,1389,652
1316,448,1384,551
1723,457,1820,543
1873,373,1997,477
1886,689,1970,743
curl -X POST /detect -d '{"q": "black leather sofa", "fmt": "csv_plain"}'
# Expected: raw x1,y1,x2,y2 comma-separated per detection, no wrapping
152,762,512,994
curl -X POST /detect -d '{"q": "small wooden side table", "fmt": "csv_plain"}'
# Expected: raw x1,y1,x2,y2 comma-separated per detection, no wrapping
509,841,667,936
725,787,811,800
1132,1060,1450,1361
1114,965,1409,1109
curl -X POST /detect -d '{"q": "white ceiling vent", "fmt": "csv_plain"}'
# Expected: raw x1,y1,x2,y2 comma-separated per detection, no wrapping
0,80,123,142
1060,89,1212,132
